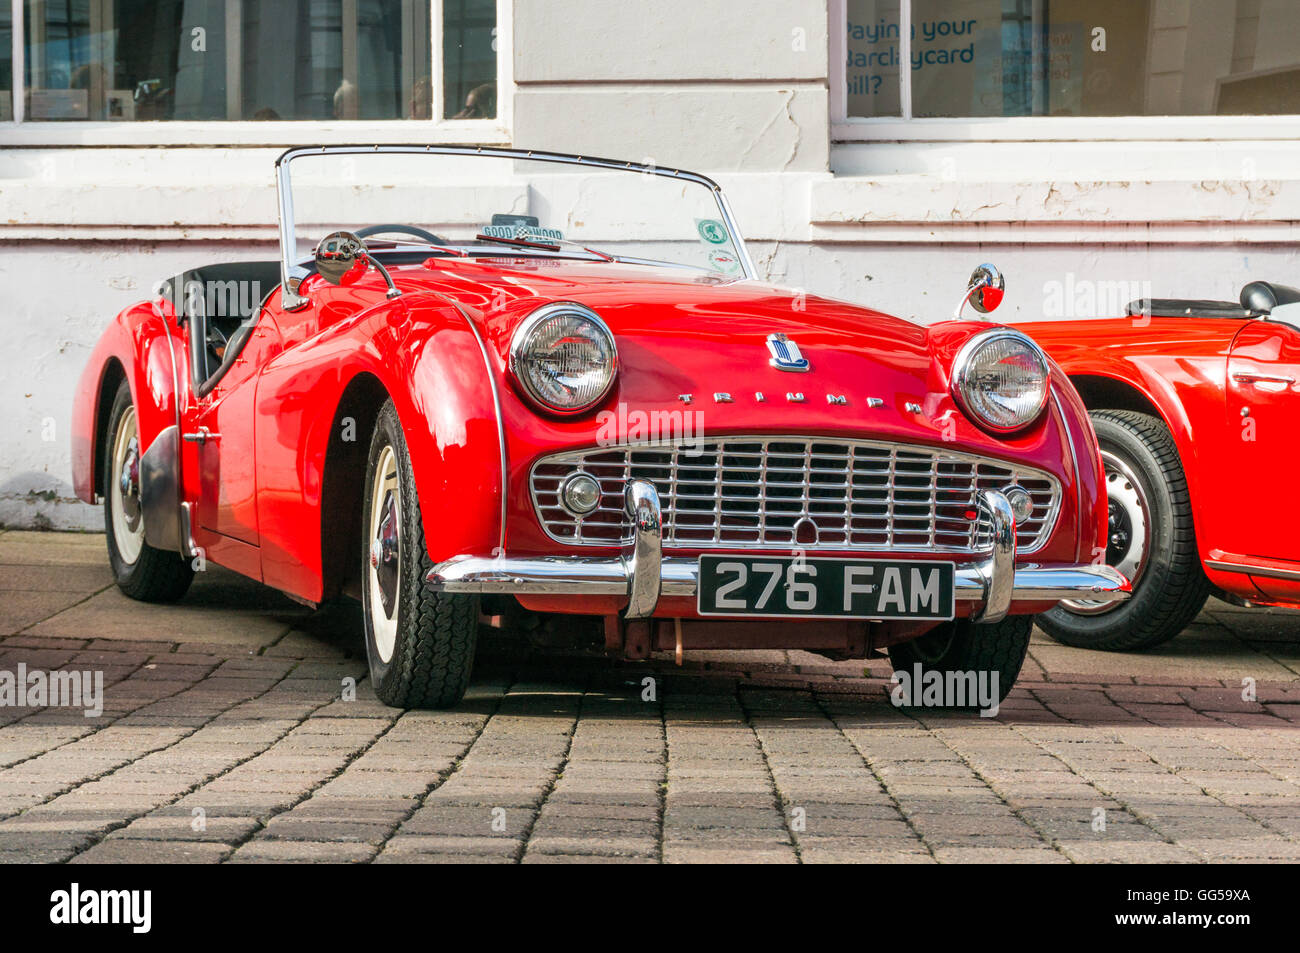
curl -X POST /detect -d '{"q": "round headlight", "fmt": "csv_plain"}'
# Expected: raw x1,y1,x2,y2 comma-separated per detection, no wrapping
509,303,618,414
952,330,1050,434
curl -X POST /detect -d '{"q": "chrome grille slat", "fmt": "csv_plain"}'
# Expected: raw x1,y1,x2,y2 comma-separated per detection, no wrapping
530,437,1061,553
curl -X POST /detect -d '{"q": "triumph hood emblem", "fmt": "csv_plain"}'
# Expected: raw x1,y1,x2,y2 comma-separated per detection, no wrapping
766,333,809,372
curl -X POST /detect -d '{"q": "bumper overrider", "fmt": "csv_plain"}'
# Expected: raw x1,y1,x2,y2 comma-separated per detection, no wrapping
426,482,1130,624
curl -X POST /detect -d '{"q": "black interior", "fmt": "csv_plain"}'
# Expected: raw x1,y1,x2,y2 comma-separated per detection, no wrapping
1125,280,1300,320
165,261,281,396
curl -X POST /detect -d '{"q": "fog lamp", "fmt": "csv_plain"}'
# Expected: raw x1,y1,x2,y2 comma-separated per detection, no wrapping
1004,485,1034,523
560,472,602,516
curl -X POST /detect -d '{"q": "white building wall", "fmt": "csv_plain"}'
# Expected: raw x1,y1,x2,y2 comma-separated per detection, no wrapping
2,0,1300,530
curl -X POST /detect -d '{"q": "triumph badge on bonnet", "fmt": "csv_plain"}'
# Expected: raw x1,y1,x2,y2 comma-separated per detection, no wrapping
766,333,809,372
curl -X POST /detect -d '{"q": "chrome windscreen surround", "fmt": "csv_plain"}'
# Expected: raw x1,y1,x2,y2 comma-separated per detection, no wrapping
529,437,1062,554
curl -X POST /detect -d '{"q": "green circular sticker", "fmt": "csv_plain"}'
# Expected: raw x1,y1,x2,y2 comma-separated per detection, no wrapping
697,219,728,244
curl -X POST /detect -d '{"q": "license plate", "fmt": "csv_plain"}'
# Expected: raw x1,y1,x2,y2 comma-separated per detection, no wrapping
696,555,955,620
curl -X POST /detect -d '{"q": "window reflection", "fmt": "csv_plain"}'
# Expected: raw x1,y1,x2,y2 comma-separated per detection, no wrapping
442,0,494,119
19,0,497,121
1,5,12,121
847,0,1300,118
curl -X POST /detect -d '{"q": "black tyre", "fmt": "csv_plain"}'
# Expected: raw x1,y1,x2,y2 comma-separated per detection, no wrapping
1037,410,1210,651
361,399,477,708
103,381,194,602
888,615,1032,706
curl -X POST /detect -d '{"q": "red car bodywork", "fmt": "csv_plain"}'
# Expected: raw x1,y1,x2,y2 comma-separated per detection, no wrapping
76,200,1128,660
1018,313,1300,606
73,256,1110,634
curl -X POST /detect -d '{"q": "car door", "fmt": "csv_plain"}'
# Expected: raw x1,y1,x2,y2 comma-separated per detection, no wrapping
180,288,283,554
1222,317,1300,592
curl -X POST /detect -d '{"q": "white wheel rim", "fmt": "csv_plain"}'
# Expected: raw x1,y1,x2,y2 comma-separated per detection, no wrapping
367,445,401,663
110,405,145,565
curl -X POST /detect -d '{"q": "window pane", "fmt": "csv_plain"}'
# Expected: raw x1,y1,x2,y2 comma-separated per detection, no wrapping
21,0,433,120
846,0,901,117
243,0,431,120
910,0,1149,117
442,0,495,119
0,5,11,120
848,0,1300,119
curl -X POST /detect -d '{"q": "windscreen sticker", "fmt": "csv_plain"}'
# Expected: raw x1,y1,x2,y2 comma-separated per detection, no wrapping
695,218,730,245
480,223,564,242
707,248,742,274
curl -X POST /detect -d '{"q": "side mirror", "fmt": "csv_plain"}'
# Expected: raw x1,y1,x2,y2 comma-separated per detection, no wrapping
313,231,401,299
314,231,367,285
955,263,1005,318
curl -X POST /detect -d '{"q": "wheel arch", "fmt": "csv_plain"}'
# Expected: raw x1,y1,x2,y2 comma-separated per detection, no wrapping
1065,370,1208,550
319,371,391,601
1068,374,1164,420
90,357,129,498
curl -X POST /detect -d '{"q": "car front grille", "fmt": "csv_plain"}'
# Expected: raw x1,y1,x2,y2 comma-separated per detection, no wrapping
529,437,1061,553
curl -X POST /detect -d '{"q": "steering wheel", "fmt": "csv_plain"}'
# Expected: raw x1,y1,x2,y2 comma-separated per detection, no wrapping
206,321,228,362
355,224,447,246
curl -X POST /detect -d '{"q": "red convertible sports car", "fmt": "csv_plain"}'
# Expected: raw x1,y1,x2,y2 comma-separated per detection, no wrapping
1022,283,1300,650
71,145,1127,708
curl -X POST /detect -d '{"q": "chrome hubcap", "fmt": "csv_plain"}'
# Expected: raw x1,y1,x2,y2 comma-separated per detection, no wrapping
118,439,141,530
1062,450,1151,615
372,491,400,617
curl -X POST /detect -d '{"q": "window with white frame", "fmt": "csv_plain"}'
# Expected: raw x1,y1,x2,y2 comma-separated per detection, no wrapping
842,0,1300,121
9,0,498,122
0,5,11,120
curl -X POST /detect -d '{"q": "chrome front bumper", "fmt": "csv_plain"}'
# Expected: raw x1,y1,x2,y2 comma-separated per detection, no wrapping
426,483,1130,624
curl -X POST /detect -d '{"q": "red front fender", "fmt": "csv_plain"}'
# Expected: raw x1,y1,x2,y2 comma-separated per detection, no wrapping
71,300,183,504
255,293,503,603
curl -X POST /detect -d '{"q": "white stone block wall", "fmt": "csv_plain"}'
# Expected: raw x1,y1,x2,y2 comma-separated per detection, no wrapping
2,0,1299,530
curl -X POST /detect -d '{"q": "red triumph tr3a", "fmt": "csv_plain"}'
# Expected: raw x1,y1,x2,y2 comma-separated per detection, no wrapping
1020,283,1300,651
71,145,1127,709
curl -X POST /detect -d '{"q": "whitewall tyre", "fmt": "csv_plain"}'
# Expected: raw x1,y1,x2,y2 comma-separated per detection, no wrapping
103,381,194,602
361,399,478,709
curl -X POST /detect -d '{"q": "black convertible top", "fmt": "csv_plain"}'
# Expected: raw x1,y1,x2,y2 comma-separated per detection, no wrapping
1125,280,1300,320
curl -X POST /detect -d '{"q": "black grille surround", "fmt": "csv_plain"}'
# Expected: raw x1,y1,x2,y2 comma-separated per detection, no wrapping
529,437,1061,554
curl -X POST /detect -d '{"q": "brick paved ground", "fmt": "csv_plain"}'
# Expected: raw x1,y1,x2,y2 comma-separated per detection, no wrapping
1,529,1299,864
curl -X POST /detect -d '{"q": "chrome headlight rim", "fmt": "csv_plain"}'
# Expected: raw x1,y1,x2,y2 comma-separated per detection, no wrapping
951,328,1051,436
508,302,619,416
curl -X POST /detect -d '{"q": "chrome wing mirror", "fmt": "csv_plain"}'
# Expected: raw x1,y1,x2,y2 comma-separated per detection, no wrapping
954,263,1005,318
314,231,401,299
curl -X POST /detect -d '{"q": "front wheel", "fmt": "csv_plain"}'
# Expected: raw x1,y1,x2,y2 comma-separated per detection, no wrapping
888,615,1032,707
1037,410,1209,651
361,400,478,709
103,381,194,602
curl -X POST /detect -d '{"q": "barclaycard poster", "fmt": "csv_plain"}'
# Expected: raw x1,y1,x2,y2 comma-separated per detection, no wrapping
846,0,1099,118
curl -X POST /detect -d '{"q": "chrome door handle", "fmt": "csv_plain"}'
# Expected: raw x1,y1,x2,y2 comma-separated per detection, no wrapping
1232,372,1296,387
182,427,220,444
